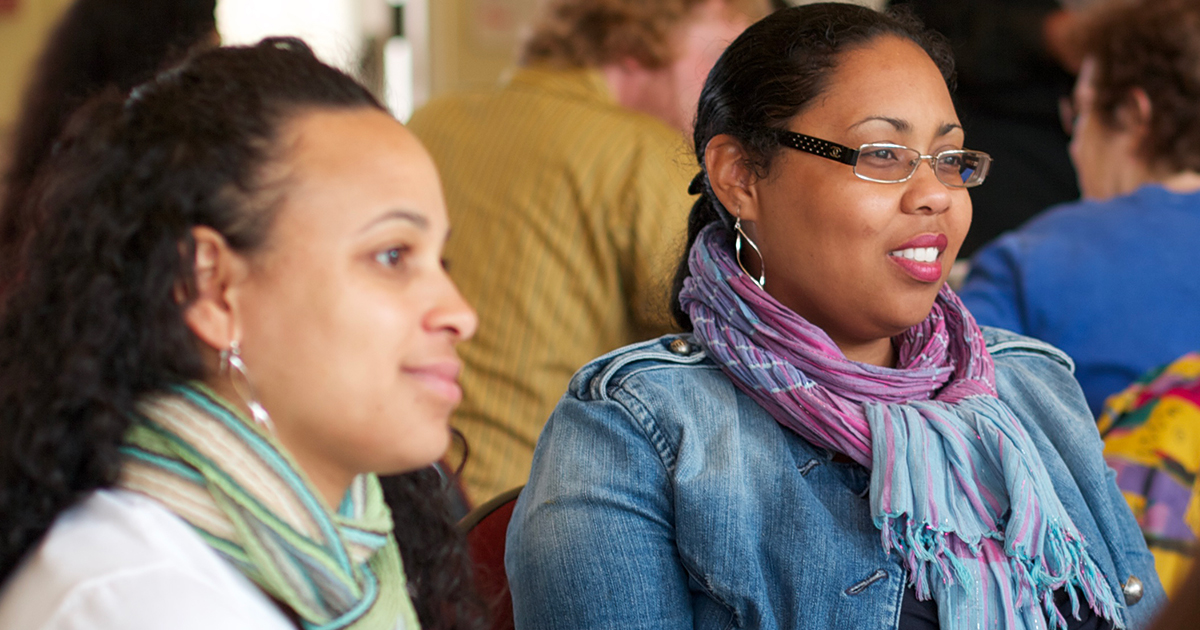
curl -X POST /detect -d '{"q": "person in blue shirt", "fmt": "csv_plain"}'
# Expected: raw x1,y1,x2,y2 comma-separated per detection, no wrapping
959,0,1200,416
506,4,1163,629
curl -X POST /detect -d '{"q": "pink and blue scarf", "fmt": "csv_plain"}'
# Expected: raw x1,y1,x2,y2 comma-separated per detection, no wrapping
678,224,1121,630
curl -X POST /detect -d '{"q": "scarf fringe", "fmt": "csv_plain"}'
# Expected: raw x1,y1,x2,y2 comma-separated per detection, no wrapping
879,514,1123,630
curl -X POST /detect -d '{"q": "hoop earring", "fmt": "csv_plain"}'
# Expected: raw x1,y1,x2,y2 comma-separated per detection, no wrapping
220,340,275,433
734,215,766,289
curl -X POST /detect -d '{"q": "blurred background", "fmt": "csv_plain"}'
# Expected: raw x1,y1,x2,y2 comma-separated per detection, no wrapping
0,0,885,163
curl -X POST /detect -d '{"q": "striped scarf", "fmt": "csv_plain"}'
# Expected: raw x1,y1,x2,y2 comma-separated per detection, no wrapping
679,225,1122,630
119,383,420,630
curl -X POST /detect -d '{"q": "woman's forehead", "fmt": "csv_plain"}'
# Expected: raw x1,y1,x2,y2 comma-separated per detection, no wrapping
793,38,958,137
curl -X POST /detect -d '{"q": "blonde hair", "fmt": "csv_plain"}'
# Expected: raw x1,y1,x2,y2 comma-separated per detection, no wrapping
521,0,771,69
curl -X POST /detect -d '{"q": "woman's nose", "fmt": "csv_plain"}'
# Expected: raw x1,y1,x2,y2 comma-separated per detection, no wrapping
902,159,954,215
428,273,478,342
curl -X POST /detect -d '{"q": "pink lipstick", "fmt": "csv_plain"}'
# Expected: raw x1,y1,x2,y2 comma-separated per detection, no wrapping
888,233,949,283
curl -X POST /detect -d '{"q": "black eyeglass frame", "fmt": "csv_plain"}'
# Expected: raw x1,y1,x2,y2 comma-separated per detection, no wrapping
770,129,992,188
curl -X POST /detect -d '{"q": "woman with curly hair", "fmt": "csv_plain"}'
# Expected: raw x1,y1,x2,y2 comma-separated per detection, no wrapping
960,0,1200,417
0,0,218,288
0,39,486,630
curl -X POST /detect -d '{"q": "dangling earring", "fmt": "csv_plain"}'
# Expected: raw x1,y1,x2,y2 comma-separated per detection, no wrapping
734,213,766,289
220,340,275,433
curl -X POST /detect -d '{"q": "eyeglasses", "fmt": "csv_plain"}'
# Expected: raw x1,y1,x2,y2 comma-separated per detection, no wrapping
772,129,993,188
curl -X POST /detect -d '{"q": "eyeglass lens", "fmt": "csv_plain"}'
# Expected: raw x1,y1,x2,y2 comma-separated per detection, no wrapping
854,145,990,187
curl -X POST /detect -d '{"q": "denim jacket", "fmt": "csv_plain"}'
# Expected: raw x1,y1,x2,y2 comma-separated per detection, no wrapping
506,327,1165,630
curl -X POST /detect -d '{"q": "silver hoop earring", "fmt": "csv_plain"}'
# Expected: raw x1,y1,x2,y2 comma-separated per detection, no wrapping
220,340,274,433
734,216,766,289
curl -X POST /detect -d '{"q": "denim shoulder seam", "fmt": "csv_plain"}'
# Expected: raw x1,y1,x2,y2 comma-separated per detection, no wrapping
984,336,1075,374
609,382,681,474
609,362,722,390
586,340,710,400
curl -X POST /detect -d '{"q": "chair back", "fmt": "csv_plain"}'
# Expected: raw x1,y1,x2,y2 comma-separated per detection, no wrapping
459,486,522,630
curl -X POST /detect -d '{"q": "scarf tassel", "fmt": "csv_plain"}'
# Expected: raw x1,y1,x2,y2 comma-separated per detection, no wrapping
880,515,1122,630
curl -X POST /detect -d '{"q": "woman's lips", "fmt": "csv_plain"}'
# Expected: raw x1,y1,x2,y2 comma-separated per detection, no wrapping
888,233,949,283
403,362,463,404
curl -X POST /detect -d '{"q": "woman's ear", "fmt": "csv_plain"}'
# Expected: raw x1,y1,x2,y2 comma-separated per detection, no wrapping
704,134,760,221
183,226,247,351
1109,87,1154,166
1115,87,1152,134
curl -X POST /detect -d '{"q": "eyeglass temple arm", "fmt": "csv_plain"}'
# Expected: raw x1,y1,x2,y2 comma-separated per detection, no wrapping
773,130,859,166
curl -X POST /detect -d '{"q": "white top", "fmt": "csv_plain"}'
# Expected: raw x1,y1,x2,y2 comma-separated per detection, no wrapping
0,489,296,630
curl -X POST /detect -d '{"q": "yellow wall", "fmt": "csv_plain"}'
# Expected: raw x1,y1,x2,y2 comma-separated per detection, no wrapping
0,0,74,138
429,0,534,97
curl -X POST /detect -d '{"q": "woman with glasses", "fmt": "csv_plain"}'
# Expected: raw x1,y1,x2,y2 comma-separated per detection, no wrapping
959,0,1200,419
506,4,1163,629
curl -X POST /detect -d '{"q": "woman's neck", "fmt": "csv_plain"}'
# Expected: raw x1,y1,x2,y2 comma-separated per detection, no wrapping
836,336,897,368
1158,170,1200,194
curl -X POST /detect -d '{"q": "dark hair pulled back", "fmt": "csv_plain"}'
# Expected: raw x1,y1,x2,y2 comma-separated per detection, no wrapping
0,39,486,629
669,2,954,330
0,0,218,285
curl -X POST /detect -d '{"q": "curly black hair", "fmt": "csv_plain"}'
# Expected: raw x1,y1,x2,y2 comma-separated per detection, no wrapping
0,38,486,630
0,0,218,290
669,3,955,330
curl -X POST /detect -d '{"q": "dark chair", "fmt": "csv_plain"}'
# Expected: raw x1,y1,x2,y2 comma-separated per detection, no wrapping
459,486,523,630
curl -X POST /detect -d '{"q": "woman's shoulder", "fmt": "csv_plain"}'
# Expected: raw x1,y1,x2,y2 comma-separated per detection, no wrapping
566,334,730,404
981,325,1075,374
982,326,1102,443
0,489,293,630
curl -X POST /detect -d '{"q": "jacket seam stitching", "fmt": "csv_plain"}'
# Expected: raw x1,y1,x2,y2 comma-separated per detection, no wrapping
590,348,709,398
610,384,679,475
986,340,1075,372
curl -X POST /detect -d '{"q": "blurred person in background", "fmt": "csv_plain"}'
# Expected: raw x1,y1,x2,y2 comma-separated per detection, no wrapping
891,0,1087,257
408,0,770,504
0,40,486,630
0,0,218,291
960,0,1200,416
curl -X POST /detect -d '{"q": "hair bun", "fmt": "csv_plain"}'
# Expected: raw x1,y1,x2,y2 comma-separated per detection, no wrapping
262,37,315,57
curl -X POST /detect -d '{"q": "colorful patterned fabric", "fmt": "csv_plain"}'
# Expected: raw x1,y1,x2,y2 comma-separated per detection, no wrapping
678,224,1120,630
1099,352,1200,596
408,67,693,504
118,383,419,630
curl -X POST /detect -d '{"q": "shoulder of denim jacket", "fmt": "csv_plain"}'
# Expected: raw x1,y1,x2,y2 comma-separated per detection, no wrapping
980,325,1075,374
567,334,711,401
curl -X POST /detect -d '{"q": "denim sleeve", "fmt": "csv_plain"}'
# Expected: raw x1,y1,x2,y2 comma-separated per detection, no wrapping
505,389,693,629
994,350,1166,628
959,237,1028,334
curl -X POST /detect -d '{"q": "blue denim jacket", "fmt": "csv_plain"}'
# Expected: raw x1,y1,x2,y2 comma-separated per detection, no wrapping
506,327,1165,629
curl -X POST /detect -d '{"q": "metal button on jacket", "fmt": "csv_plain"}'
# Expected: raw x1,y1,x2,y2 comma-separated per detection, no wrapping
668,338,693,355
1122,575,1144,605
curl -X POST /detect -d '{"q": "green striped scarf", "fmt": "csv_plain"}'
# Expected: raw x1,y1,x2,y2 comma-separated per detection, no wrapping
118,382,420,630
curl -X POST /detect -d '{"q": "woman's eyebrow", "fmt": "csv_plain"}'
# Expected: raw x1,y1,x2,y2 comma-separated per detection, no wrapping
849,116,910,132
937,122,963,136
847,119,963,138
358,209,428,234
